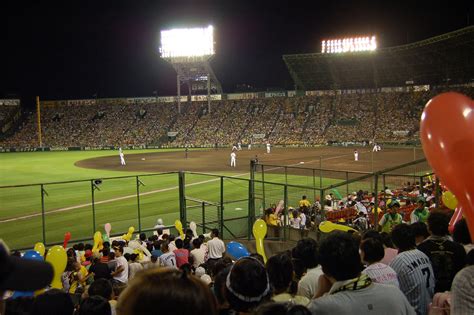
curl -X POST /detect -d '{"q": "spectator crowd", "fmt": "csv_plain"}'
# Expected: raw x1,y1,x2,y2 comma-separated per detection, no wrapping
1,85,473,149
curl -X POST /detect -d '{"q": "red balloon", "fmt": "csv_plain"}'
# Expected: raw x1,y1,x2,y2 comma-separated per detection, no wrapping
448,207,463,234
420,92,474,240
63,232,71,248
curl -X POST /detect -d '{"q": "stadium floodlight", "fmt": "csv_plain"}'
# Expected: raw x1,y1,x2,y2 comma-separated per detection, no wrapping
321,35,377,53
160,25,214,59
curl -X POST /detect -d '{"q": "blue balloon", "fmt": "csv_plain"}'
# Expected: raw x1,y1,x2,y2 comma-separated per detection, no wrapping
11,291,34,299
226,241,250,259
23,250,43,261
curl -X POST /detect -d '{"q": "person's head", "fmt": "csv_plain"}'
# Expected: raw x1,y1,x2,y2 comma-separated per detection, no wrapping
117,269,217,315
266,253,294,295
88,279,113,300
77,243,85,251
417,198,425,209
101,247,110,257
129,253,138,262
292,238,319,269
388,201,400,214
427,211,450,236
77,296,111,315
213,266,231,308
108,252,115,260
156,228,163,236
139,233,147,242
212,229,220,238
453,219,472,245
411,222,430,245
391,223,416,251
32,289,74,315
225,257,271,313
254,302,311,315
175,238,184,249
318,231,363,282
360,238,385,265
362,229,382,242
113,246,123,257
302,195,307,200
192,238,202,249
160,242,169,253
380,232,395,248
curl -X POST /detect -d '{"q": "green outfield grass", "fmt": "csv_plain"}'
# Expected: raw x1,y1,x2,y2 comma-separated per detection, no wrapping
0,149,369,249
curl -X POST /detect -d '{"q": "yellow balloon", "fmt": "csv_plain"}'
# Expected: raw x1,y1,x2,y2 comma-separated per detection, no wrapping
122,226,135,242
45,245,67,289
319,221,356,233
252,219,267,263
442,191,458,210
174,220,184,239
34,242,45,257
92,231,103,253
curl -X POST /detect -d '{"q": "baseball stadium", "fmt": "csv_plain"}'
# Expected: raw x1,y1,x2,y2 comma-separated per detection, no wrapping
1,4,474,314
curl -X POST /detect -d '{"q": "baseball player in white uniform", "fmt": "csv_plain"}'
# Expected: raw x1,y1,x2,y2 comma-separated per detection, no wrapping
266,142,271,154
354,149,359,161
230,151,236,167
373,143,381,152
232,144,238,151
119,148,126,166
237,142,242,151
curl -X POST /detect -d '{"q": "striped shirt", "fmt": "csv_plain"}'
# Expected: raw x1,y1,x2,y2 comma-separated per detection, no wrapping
362,262,399,287
450,265,474,314
390,249,434,315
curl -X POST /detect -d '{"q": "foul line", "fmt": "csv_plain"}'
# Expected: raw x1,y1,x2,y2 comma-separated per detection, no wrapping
0,151,359,223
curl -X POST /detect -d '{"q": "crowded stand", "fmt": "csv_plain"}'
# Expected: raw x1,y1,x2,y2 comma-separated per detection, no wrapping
1,85,473,149
2,204,473,314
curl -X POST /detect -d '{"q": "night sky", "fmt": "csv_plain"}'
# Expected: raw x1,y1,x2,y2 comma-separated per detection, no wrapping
1,0,472,104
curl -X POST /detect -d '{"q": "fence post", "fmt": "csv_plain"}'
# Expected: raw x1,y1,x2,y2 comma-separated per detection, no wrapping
40,184,46,244
201,202,206,234
319,156,323,188
345,171,349,195
178,171,186,226
136,176,142,232
285,166,288,185
91,180,96,235
283,185,288,241
262,165,266,209
248,170,256,241
220,176,224,238
374,174,379,231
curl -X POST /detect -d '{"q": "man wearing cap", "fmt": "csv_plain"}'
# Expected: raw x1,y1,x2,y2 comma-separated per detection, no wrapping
379,201,403,233
0,240,54,313
410,198,430,224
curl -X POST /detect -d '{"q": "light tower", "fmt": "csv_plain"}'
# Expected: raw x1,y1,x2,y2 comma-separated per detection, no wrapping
159,25,222,114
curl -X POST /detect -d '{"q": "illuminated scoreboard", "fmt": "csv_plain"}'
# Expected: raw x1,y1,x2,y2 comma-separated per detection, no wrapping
160,25,215,59
321,36,377,53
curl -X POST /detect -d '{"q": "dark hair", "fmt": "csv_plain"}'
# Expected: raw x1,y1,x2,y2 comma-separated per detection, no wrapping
212,229,219,238
292,238,319,269
266,253,294,295
302,195,307,200
380,232,395,248
88,279,113,300
77,243,85,251
213,266,231,305
225,257,271,312
5,296,34,315
391,224,416,251
360,238,385,264
411,222,430,239
114,246,124,254
453,219,472,245
77,296,111,315
101,247,110,257
362,230,382,242
175,238,184,249
427,211,450,236
84,244,93,251
467,249,474,266
255,302,311,315
31,289,74,315
249,253,265,265
117,269,217,315
318,231,363,281
192,238,202,249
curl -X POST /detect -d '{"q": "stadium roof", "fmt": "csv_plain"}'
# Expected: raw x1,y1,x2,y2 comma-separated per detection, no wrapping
283,26,474,90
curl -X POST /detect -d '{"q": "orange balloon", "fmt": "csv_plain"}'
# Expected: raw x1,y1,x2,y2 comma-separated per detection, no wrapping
420,92,474,240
